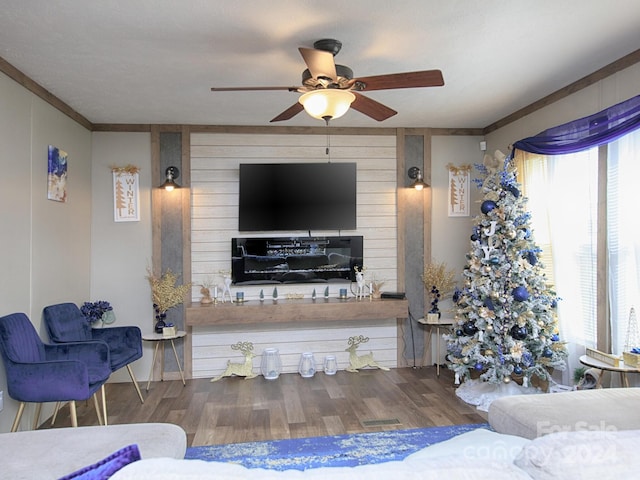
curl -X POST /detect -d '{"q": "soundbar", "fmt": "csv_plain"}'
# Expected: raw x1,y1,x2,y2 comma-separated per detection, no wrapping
380,292,406,300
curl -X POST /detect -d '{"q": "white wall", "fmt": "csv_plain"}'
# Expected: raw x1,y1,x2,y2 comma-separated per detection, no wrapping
0,71,92,432
90,132,154,382
431,135,485,281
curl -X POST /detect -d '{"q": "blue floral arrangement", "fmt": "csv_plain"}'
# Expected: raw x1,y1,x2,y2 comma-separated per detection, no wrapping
81,300,113,324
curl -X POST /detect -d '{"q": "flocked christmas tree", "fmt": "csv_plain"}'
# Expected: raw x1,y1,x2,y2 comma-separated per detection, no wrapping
446,153,567,388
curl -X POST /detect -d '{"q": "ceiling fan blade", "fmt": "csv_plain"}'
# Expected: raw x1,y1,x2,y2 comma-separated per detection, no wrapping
211,86,299,92
350,93,397,122
270,102,304,122
354,70,444,91
298,47,337,81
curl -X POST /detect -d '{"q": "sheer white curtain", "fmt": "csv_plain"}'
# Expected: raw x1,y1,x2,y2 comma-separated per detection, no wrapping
608,129,640,354
520,127,640,383
519,148,599,382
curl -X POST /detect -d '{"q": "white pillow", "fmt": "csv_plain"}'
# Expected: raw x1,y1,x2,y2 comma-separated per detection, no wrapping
515,429,640,479
405,428,530,464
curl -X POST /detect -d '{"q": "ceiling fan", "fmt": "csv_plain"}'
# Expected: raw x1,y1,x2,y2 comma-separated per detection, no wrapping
210,39,444,123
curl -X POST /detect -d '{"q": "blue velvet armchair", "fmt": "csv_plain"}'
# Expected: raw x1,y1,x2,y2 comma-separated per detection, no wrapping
43,302,145,403
0,312,111,431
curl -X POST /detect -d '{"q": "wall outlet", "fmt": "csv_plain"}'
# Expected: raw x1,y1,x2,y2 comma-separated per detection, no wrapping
0,390,3,412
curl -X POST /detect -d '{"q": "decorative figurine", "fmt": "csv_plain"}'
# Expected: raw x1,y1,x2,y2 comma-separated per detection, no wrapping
345,335,389,372
200,277,214,305
354,266,367,300
210,341,257,382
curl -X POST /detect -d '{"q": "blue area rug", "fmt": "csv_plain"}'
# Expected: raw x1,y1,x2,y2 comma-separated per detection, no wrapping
186,423,490,470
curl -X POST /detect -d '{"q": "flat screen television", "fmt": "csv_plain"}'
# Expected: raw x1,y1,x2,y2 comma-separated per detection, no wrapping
238,162,357,232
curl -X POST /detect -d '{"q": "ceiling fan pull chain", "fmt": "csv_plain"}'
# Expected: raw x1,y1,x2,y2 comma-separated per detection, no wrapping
325,118,331,162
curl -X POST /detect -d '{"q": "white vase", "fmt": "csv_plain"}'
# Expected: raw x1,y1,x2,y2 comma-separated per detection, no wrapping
298,352,316,378
323,355,338,375
261,348,282,380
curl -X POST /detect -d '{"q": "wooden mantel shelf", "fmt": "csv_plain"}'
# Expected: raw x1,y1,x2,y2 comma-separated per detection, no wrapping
186,297,409,327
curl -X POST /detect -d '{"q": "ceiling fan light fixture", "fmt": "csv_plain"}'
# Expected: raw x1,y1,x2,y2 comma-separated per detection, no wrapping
299,89,356,121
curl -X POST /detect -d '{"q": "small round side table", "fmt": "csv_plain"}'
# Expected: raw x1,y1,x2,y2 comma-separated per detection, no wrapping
579,354,639,388
142,330,187,391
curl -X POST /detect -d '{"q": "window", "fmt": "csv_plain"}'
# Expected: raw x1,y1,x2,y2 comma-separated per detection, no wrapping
519,149,598,379
520,128,640,381
608,129,640,354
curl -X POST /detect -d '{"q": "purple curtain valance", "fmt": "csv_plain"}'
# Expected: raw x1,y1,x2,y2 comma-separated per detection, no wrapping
512,94,640,155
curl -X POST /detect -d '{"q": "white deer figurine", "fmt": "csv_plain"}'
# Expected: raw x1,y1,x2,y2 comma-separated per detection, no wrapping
345,335,389,372
354,266,367,300
211,341,257,382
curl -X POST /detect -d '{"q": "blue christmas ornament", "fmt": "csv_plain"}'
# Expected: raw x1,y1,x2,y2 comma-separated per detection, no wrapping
506,185,520,198
481,200,497,214
512,286,530,302
452,288,461,304
474,362,484,371
551,334,560,342
456,329,464,336
527,252,538,265
470,233,479,241
513,365,523,375
510,325,528,340
543,347,553,357
462,321,478,336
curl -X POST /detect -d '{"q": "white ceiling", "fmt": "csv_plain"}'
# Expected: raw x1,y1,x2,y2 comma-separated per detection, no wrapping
0,0,638,129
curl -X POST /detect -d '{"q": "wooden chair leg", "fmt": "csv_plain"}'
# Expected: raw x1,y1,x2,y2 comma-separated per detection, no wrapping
11,402,26,432
92,394,104,426
101,384,108,426
51,402,61,426
32,403,42,430
127,364,145,404
69,401,78,428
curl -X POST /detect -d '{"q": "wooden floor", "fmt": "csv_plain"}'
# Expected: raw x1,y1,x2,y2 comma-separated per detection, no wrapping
39,366,486,447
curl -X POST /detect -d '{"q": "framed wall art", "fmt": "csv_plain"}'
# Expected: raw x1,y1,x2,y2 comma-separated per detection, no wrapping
112,165,140,222
47,145,68,202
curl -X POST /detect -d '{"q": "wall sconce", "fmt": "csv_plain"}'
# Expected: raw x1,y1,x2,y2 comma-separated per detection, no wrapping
159,166,180,191
408,166,427,190
299,89,356,123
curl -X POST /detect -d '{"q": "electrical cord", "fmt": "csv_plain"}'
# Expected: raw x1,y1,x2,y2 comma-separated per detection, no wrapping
407,305,419,369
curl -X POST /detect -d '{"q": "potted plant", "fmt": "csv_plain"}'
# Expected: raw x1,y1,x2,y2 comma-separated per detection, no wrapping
422,261,456,320
147,268,191,333
80,300,115,328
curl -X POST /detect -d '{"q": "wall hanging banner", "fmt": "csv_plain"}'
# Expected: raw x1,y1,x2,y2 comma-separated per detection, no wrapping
447,163,471,217
112,165,140,222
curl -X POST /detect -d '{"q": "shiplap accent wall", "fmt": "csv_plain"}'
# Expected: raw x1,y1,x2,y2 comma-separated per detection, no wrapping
190,133,399,377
